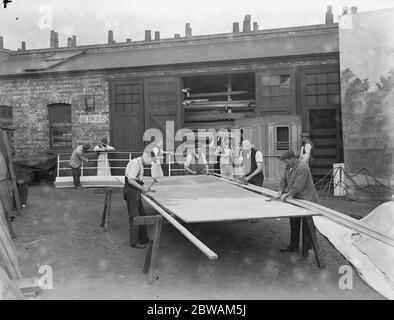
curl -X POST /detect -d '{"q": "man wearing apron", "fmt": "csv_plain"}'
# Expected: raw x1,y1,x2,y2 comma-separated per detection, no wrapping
124,153,156,248
184,142,209,175
239,140,264,187
299,132,314,167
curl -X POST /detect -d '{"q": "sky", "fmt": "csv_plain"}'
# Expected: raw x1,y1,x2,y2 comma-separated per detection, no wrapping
0,0,393,50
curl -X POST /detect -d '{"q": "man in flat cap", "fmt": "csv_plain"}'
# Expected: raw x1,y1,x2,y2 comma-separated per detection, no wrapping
69,144,90,188
274,150,318,253
299,132,314,167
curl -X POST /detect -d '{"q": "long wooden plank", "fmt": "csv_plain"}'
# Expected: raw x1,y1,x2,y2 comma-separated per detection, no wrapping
213,174,394,248
141,194,218,260
1,131,22,216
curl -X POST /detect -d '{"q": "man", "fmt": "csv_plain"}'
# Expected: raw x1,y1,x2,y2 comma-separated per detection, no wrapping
94,137,115,176
151,140,164,178
274,150,318,253
124,152,156,248
69,144,90,188
300,132,314,167
239,140,264,187
184,141,209,175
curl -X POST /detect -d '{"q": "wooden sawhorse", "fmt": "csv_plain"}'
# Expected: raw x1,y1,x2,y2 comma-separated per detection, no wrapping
100,188,113,232
134,215,163,284
301,216,325,268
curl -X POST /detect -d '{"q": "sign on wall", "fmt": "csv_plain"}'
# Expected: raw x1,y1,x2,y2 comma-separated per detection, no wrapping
79,114,107,124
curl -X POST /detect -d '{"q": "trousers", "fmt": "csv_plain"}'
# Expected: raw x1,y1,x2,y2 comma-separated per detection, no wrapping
71,167,81,187
123,184,148,246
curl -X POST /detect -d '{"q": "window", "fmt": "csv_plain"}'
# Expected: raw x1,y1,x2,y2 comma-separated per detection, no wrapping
84,96,96,113
260,74,291,109
276,126,290,150
0,105,13,128
48,103,72,149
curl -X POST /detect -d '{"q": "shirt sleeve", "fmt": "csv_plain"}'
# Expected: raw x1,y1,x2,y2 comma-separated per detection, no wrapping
255,151,263,163
304,144,311,160
125,160,140,180
201,153,207,164
184,154,192,167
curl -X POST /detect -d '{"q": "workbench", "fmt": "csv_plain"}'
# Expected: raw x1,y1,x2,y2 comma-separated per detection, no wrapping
101,175,325,283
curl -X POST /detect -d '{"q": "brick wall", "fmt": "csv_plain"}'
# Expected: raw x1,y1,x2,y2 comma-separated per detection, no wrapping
0,55,338,157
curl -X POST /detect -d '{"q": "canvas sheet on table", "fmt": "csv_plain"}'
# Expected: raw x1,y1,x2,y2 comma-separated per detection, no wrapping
148,175,318,223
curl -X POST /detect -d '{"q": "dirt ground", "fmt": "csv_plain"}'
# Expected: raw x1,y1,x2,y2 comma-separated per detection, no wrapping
12,183,384,300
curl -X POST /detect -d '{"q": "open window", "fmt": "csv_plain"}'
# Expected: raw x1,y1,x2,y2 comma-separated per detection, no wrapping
48,103,72,150
182,72,256,131
275,126,290,151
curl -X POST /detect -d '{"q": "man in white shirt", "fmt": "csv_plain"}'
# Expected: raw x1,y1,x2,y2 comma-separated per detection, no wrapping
299,132,314,167
124,152,157,248
239,140,264,186
184,141,209,175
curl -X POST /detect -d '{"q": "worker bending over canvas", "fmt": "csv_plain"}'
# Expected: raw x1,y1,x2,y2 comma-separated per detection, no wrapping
69,144,90,188
239,140,264,186
184,141,209,175
274,150,318,253
124,152,156,249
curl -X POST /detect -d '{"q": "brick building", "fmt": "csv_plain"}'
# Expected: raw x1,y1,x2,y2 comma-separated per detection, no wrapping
0,7,343,183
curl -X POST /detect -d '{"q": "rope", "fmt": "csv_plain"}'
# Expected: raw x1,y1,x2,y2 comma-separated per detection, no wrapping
314,166,393,202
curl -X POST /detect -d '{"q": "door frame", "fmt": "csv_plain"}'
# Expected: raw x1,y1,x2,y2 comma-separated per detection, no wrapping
108,78,145,151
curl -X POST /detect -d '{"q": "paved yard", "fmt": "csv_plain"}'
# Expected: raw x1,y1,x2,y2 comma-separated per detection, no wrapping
12,184,383,300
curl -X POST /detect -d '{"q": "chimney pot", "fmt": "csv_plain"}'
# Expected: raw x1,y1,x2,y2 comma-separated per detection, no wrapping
351,6,358,14
54,32,59,48
325,5,334,24
154,31,160,41
243,14,251,33
174,34,180,39
0,36,3,49
67,37,73,48
21,41,26,51
126,38,132,43
108,30,114,44
185,23,192,37
72,35,77,47
253,22,259,31
233,22,240,33
145,30,152,41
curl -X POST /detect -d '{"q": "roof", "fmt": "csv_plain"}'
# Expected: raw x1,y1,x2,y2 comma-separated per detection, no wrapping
0,24,339,77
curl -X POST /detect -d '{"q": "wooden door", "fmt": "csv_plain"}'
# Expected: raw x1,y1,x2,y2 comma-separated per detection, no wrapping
110,80,145,152
300,66,343,179
144,77,183,153
110,80,145,175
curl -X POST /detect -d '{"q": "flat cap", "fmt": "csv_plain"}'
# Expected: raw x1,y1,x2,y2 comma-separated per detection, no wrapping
300,132,310,138
279,150,296,160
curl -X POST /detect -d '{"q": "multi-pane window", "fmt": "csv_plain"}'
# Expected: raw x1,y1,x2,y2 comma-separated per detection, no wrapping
260,74,291,109
305,72,340,106
48,104,72,149
0,105,13,128
275,126,290,151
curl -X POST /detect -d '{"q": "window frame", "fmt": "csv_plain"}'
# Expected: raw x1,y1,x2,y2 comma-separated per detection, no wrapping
47,103,73,151
256,69,296,115
275,125,291,151
0,105,13,128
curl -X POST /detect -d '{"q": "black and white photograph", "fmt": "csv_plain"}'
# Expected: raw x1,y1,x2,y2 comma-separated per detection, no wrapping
0,0,393,304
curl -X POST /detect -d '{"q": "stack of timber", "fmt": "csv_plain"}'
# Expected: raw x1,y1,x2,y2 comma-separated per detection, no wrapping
184,100,256,131
0,152,15,238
